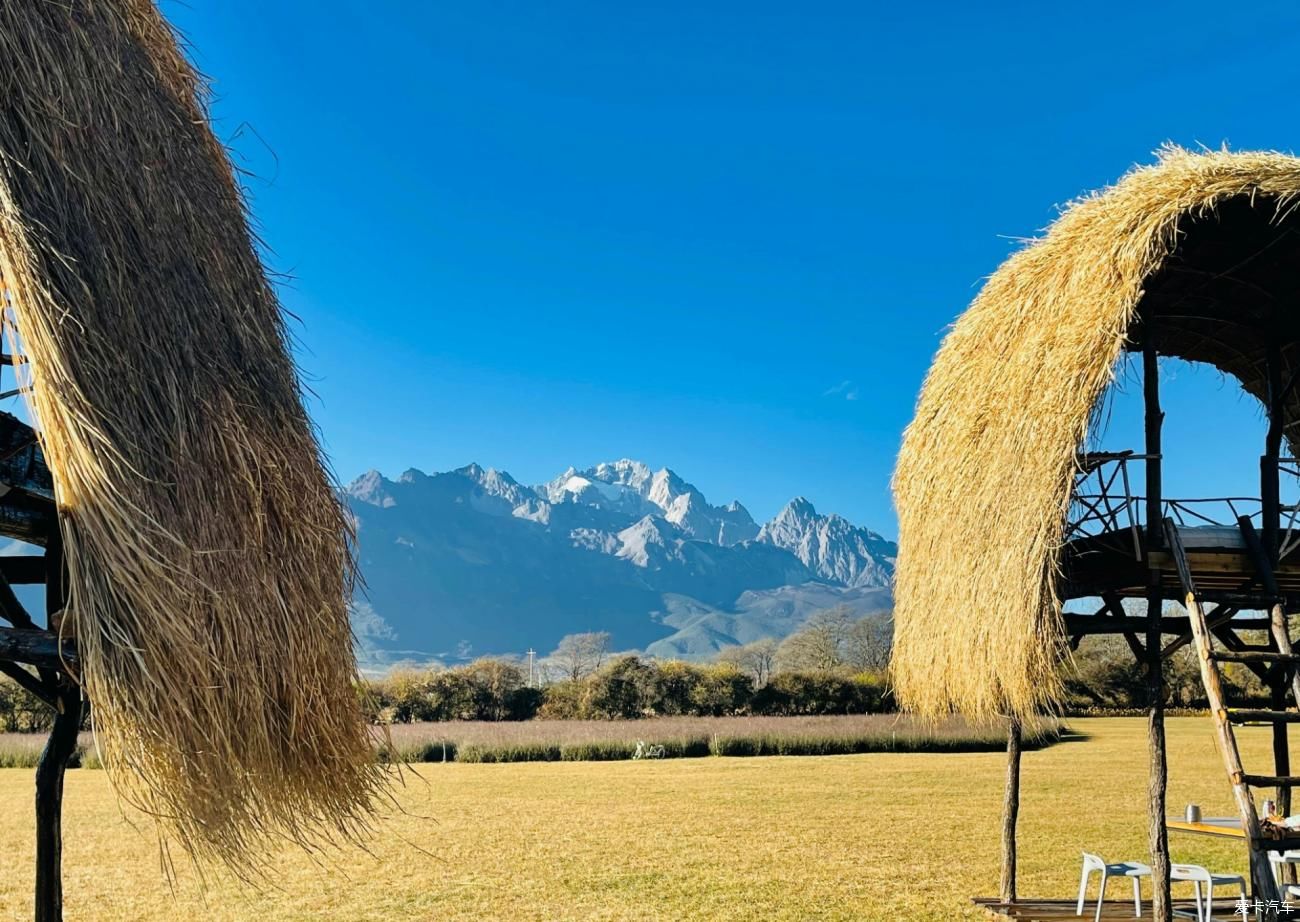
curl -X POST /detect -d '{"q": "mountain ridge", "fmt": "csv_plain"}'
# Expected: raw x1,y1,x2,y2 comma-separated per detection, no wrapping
344,459,895,666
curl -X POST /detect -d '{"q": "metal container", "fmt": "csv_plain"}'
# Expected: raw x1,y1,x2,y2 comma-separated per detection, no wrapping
1185,804,1202,823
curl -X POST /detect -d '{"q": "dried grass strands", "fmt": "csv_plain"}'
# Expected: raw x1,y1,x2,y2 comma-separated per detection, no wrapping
891,148,1300,722
0,1,384,867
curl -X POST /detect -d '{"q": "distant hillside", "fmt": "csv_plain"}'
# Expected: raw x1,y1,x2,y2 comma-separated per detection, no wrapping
344,459,895,665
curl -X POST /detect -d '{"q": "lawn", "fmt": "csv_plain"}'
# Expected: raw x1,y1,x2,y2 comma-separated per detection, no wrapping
0,717,1274,920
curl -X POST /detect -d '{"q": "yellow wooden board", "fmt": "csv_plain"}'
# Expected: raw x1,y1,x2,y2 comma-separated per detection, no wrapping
1167,817,1246,838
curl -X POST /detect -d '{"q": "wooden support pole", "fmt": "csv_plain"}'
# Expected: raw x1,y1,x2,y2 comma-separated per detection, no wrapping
34,533,75,922
1265,340,1284,564
1147,582,1171,922
1000,716,1022,904
1142,324,1170,922
34,685,79,922
1273,681,1292,815
1143,332,1162,550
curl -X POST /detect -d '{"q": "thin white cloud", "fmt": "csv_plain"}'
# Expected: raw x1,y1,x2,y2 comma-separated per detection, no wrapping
823,380,860,401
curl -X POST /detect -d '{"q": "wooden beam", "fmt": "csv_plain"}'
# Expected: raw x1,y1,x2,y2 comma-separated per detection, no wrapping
1062,613,1272,637
1101,591,1146,663
1162,606,1239,659
0,662,54,708
1000,717,1021,904
1211,626,1275,684
0,555,46,585
0,629,75,672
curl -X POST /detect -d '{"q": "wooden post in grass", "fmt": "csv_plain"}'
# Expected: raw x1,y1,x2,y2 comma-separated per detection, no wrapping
1144,333,1172,922
999,716,1022,904
35,684,80,922
34,530,78,922
1146,587,1171,922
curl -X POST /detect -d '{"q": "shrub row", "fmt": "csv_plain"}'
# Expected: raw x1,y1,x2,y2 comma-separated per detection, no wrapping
0,724,1060,768
388,727,1059,763
364,656,894,723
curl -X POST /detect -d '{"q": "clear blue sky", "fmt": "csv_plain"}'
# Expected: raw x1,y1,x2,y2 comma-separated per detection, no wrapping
163,1,1300,536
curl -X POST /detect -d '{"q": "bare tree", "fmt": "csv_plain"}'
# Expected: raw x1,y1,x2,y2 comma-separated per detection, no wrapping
717,638,779,686
776,606,853,672
551,631,611,680
843,613,892,670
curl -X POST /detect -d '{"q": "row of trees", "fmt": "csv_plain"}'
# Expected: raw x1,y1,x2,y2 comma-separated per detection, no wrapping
362,654,893,723
361,608,896,723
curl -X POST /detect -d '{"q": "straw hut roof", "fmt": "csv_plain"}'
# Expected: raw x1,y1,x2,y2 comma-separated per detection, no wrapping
891,147,1300,722
0,2,383,865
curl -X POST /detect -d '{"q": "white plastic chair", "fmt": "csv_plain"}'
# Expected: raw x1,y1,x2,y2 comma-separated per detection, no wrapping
1169,863,1247,922
1269,850,1300,899
1077,852,1151,922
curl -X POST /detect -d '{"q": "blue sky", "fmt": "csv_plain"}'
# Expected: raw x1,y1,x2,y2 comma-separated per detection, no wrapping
163,1,1300,536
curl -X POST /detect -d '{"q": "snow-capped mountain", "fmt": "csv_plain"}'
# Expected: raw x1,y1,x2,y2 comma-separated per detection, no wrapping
543,459,760,546
343,459,895,664
758,497,897,588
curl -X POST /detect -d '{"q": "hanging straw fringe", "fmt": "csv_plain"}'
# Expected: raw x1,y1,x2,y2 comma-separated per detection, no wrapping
0,1,384,869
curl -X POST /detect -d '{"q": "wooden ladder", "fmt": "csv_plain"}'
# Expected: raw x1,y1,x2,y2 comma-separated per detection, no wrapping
1163,516,1300,907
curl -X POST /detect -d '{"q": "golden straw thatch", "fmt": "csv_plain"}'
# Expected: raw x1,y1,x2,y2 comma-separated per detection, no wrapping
892,147,1300,722
0,1,383,865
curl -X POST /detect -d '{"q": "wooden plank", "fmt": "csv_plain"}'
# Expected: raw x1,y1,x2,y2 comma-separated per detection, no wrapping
1239,774,1300,788
1167,818,1246,838
1227,709,1300,724
974,897,1206,921
1209,650,1300,663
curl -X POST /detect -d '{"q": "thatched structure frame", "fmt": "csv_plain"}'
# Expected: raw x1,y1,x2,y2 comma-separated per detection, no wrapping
0,2,386,912
893,147,1300,723
892,148,1300,920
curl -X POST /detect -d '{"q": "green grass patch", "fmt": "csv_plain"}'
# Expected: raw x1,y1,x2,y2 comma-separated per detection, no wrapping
457,742,562,763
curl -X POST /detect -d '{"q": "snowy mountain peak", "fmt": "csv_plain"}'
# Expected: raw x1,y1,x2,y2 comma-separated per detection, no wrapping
345,469,396,508
759,497,896,588
590,459,654,491
398,467,430,484
647,467,693,508
454,462,535,507
779,496,818,519
615,514,684,567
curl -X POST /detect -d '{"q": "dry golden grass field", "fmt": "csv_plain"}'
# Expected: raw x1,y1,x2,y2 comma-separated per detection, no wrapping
0,717,1277,920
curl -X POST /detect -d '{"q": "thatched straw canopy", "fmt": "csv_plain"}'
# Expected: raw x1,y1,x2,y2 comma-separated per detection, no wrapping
0,1,382,865
892,148,1300,722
